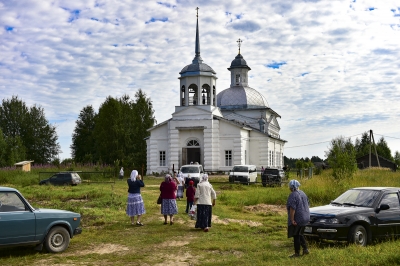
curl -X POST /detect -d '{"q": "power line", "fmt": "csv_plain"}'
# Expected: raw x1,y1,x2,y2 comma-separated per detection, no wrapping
285,133,363,149
374,133,400,140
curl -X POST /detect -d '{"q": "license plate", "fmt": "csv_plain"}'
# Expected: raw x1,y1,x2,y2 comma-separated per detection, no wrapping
304,226,312,233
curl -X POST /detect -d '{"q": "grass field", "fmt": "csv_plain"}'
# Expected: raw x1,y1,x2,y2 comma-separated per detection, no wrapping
1,168,400,265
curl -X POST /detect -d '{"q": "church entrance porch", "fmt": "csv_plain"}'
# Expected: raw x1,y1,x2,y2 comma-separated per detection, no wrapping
182,147,201,165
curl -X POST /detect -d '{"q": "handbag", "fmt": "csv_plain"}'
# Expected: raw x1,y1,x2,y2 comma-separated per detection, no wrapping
188,205,197,220
157,195,162,204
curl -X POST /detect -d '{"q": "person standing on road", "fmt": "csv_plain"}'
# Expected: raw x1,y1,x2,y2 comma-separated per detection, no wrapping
126,170,145,226
194,174,216,232
286,179,310,258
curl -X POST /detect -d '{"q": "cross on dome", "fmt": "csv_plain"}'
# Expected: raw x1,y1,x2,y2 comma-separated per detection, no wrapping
237,38,242,54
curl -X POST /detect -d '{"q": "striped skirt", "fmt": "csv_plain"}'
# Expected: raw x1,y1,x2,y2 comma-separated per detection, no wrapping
126,193,146,217
161,199,178,215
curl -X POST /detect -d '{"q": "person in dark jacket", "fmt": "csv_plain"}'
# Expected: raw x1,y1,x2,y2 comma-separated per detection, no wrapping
286,179,310,258
126,170,145,226
185,180,196,213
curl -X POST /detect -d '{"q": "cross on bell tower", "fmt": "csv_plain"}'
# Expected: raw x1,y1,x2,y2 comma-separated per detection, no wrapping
237,38,242,54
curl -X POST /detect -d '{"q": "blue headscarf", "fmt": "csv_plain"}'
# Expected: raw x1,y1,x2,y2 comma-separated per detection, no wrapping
289,179,301,190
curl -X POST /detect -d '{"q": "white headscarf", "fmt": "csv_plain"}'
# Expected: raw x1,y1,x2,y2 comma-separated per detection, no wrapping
200,173,209,183
130,170,138,182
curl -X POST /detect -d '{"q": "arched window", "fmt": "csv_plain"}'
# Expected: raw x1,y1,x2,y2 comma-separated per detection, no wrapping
201,84,210,105
187,139,200,146
213,86,216,106
181,85,185,106
188,84,198,105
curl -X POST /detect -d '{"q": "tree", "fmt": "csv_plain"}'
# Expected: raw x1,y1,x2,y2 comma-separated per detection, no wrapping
376,137,393,161
325,136,357,180
71,105,97,163
0,96,60,164
394,151,400,169
0,128,7,167
131,89,156,171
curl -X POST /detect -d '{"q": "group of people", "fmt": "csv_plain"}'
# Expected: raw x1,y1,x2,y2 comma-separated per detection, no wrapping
124,168,310,257
125,170,217,232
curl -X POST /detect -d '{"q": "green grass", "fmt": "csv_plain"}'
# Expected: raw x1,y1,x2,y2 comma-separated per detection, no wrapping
1,168,400,265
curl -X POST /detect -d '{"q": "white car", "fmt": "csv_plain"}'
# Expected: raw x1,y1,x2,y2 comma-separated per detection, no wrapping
180,164,204,187
229,165,258,184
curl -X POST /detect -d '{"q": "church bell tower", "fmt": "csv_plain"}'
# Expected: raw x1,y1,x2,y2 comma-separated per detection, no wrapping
178,8,218,107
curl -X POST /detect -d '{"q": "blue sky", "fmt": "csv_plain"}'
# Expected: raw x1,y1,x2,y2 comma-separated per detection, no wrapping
1,0,400,160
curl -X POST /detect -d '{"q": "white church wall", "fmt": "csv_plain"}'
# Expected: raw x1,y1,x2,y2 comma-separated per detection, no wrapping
147,123,169,174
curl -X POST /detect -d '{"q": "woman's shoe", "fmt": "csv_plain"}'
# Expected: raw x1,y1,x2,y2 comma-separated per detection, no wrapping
170,221,174,225
136,222,144,226
163,221,168,225
204,228,209,232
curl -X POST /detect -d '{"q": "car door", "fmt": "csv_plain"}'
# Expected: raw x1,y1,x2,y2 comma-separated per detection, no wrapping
375,192,400,237
0,191,36,244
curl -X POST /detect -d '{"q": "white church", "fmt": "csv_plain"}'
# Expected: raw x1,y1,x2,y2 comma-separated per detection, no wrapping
146,13,286,174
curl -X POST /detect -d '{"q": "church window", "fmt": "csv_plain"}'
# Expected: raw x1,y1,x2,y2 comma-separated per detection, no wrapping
181,86,185,106
236,74,240,84
187,140,200,146
225,150,232,166
159,151,166,166
188,84,198,105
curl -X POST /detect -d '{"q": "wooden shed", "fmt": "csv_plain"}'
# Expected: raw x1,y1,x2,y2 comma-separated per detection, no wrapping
356,154,397,172
14,161,34,172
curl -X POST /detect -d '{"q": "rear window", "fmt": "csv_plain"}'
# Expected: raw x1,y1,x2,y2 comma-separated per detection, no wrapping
232,166,248,172
264,169,279,175
181,166,200,174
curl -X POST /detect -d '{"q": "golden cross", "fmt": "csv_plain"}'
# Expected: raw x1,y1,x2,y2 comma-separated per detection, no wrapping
196,7,199,18
237,38,243,54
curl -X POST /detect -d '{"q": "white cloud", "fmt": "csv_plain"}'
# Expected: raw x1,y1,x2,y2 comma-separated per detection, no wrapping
1,0,400,160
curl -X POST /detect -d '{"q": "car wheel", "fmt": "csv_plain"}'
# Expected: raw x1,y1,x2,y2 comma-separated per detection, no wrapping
44,226,70,253
262,183,266,187
46,181,50,185
63,182,68,186
348,225,367,246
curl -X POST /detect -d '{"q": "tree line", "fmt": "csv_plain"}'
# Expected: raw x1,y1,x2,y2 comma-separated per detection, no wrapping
0,96,60,166
284,132,400,173
0,90,156,171
70,89,156,172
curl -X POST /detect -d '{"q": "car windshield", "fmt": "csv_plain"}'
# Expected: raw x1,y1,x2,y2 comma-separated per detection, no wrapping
232,166,248,172
180,166,200,174
332,189,380,207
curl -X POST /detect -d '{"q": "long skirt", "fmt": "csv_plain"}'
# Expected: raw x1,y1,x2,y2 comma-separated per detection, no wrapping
161,199,178,215
177,185,184,198
126,193,146,217
195,204,212,229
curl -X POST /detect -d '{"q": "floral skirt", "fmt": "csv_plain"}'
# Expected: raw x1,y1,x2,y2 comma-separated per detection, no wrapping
126,193,146,216
161,199,178,215
195,204,212,229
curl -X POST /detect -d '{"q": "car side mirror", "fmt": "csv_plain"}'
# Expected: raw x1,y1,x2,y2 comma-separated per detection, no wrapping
376,204,390,213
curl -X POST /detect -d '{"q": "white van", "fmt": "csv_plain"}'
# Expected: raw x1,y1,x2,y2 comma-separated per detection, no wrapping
229,165,257,184
179,164,204,187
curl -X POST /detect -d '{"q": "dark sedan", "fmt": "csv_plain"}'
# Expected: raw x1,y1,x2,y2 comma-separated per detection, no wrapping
304,187,400,246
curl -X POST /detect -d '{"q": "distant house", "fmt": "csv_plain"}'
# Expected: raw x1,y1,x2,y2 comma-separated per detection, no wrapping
14,161,34,172
356,154,396,172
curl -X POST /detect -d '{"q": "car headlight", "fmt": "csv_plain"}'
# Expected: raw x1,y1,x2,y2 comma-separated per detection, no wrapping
316,218,340,224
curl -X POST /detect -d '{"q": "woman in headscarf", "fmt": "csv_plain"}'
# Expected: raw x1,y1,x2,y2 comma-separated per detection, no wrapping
286,179,310,258
176,172,185,200
194,174,216,232
126,170,145,226
160,174,178,225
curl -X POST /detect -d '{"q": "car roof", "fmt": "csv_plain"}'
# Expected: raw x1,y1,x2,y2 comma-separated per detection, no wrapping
181,165,202,167
0,187,18,192
233,165,256,167
352,187,400,191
